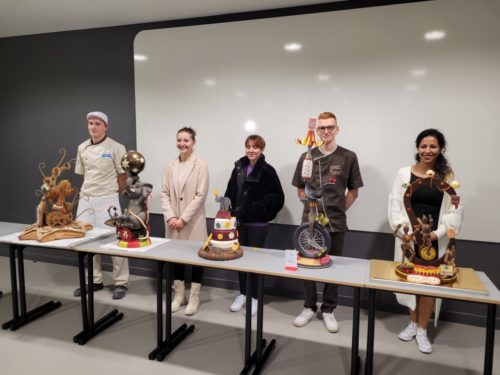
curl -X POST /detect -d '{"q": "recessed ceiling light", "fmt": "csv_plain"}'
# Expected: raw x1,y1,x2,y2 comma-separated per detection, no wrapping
244,120,257,132
204,78,216,87
411,68,427,77
134,54,148,61
317,74,331,82
284,42,302,52
424,30,446,41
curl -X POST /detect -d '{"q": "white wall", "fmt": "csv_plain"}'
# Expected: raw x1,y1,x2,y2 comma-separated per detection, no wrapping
134,0,500,242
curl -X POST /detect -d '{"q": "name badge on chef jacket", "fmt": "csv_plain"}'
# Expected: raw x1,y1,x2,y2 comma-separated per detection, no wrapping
101,153,112,158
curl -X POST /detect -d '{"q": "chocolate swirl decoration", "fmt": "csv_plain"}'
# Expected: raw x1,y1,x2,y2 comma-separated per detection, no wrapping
403,175,458,266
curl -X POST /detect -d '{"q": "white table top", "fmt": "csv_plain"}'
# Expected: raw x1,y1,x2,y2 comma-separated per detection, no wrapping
1,221,499,304
74,236,368,287
0,222,29,237
74,237,500,304
0,223,115,249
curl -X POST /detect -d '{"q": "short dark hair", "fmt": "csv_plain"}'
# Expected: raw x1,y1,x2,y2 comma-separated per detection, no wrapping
177,126,197,142
245,134,266,149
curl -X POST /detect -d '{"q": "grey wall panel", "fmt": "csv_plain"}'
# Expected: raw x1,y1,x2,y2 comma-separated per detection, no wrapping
0,27,139,224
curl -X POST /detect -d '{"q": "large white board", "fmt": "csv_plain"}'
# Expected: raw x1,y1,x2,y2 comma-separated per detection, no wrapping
135,0,500,242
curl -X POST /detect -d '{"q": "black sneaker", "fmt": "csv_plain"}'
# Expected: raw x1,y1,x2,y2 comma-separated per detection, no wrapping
112,285,128,300
74,282,104,297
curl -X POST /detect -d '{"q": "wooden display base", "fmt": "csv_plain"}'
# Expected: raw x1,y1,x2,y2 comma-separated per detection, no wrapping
198,246,243,261
18,221,92,242
297,254,332,269
370,259,488,295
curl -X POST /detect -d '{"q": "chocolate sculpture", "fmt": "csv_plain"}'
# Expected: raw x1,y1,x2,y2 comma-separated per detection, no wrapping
394,170,461,284
18,149,92,242
293,118,332,268
105,150,152,248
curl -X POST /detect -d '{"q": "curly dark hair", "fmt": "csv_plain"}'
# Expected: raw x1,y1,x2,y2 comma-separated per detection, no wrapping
414,128,452,179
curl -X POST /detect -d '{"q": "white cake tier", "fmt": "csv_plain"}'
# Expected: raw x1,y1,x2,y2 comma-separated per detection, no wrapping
210,239,239,249
214,217,236,230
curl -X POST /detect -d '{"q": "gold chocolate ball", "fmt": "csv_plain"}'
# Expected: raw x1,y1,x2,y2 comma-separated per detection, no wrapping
121,150,146,174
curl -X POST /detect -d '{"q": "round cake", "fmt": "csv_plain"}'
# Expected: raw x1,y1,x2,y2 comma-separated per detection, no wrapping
198,210,243,260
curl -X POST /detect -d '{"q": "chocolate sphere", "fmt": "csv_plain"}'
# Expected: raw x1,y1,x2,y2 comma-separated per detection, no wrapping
121,150,145,175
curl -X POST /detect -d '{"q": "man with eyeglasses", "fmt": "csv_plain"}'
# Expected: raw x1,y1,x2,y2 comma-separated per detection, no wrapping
291,111,363,333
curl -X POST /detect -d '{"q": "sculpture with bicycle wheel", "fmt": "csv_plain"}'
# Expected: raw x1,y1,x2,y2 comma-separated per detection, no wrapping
294,182,334,268
293,118,334,268
105,150,153,248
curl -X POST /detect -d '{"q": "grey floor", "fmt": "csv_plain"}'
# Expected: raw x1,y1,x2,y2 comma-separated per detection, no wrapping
0,259,498,375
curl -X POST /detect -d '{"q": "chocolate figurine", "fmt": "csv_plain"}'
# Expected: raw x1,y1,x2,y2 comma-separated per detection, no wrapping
106,150,152,248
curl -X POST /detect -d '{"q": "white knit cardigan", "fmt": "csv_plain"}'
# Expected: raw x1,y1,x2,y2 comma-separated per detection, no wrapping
388,166,464,326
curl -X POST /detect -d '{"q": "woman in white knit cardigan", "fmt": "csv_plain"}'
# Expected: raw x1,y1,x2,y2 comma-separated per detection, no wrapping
388,128,464,354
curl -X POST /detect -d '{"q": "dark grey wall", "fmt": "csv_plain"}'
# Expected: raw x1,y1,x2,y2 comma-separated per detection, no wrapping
0,26,138,222
0,0,498,328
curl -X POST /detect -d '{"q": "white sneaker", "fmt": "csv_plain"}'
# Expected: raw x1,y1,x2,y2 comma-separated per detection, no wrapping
323,312,339,333
293,308,316,327
244,298,258,316
416,328,433,354
230,294,246,312
398,321,417,341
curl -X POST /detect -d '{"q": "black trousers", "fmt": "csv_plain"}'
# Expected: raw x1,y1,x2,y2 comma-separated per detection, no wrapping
303,231,345,313
173,264,204,284
237,223,269,298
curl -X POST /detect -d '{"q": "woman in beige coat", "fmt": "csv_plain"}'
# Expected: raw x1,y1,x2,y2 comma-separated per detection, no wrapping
161,127,209,315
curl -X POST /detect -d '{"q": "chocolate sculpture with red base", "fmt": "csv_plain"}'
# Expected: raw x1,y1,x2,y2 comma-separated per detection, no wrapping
106,150,153,248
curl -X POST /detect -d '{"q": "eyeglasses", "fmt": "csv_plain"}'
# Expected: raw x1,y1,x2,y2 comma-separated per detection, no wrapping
317,125,337,132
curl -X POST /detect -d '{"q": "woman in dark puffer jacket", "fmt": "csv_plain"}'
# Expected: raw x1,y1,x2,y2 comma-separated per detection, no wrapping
224,134,284,316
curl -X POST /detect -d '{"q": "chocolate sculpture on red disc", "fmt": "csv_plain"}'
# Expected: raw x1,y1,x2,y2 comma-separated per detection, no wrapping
105,150,153,248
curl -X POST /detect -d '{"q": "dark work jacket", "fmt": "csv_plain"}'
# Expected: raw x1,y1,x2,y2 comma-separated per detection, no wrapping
224,155,285,223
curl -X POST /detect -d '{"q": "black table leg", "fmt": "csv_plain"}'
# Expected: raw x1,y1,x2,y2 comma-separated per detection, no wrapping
153,261,195,361
351,287,361,375
2,245,61,331
245,273,252,362
73,252,123,345
484,303,496,375
253,274,275,374
365,289,376,375
241,273,257,374
8,244,18,321
240,273,275,375
78,252,89,332
148,261,165,359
